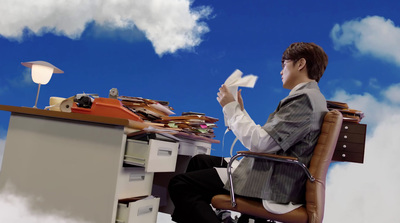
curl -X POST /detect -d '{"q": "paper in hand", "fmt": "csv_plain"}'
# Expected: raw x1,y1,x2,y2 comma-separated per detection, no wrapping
223,69,258,126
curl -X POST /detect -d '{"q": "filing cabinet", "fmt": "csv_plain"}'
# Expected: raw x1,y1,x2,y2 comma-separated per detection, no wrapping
0,105,218,223
332,122,367,163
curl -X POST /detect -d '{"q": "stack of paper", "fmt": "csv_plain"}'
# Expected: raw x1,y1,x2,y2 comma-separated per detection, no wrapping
119,96,175,121
156,112,219,138
327,100,365,123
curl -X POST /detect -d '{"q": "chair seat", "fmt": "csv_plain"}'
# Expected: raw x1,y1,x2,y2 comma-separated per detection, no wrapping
212,194,308,223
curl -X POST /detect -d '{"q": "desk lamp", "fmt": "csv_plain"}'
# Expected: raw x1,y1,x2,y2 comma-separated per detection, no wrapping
21,61,64,108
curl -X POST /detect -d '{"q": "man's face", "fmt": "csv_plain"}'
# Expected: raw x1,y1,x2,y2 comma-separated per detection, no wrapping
280,60,298,89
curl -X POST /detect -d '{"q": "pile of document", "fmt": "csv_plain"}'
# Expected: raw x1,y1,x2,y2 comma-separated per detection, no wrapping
156,112,219,138
119,96,175,121
119,96,219,138
327,100,364,123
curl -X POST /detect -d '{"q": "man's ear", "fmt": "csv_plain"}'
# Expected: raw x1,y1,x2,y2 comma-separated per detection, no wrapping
297,58,306,71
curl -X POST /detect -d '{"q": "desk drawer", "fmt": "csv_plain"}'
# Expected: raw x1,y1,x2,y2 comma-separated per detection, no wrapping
335,141,364,153
125,139,179,172
338,132,365,144
117,167,154,199
341,122,367,134
116,197,160,223
178,140,211,156
332,150,364,163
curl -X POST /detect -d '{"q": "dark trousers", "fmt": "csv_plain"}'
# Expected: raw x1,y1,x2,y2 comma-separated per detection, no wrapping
168,154,229,223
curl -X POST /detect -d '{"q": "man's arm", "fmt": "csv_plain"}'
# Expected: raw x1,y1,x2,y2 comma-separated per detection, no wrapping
223,101,280,153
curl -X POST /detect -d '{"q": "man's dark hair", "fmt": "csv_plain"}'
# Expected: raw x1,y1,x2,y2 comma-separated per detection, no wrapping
282,42,328,82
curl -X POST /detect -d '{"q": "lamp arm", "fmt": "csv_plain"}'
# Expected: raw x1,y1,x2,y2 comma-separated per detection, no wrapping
34,83,41,108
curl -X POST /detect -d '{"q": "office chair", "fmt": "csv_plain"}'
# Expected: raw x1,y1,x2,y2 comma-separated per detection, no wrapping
211,110,343,223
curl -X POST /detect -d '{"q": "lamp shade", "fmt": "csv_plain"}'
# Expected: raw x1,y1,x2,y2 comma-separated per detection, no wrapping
31,64,54,84
21,61,64,85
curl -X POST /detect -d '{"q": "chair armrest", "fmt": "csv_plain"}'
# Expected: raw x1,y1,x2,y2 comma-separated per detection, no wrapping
226,151,315,207
236,150,298,161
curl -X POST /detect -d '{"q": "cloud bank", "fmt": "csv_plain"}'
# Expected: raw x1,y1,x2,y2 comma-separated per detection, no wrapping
330,16,400,66
0,0,212,56
0,184,92,223
324,84,400,222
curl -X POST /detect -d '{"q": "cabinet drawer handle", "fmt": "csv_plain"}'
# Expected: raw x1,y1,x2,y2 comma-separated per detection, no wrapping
197,146,209,154
345,126,349,130
344,135,348,139
129,173,145,181
342,154,346,158
158,148,172,156
137,205,154,216
343,144,347,149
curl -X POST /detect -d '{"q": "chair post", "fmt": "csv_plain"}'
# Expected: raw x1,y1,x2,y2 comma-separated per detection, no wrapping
227,153,245,207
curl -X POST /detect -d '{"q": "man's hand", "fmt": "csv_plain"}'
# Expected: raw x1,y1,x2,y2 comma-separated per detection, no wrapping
217,84,235,108
237,89,244,111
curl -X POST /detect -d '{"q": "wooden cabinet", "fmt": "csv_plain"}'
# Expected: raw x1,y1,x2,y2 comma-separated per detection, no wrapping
332,122,367,163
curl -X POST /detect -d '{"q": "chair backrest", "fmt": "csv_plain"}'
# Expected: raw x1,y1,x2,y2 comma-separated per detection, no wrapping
305,110,342,223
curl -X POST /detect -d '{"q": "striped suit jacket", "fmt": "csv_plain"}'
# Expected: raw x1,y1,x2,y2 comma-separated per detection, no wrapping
224,81,328,204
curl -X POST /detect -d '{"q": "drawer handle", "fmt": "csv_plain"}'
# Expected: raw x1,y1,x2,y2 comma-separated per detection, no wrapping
158,148,172,156
137,205,154,216
343,144,347,149
345,126,349,130
342,154,346,158
344,135,348,139
197,146,209,154
129,173,145,182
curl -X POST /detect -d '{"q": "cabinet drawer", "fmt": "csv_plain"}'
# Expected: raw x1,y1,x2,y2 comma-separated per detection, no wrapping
341,122,367,134
338,132,365,144
332,150,364,163
125,139,179,172
178,140,212,156
116,197,160,223
117,167,154,199
335,141,365,153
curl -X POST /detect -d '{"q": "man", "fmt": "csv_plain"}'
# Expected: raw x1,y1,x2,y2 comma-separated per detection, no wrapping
168,42,329,223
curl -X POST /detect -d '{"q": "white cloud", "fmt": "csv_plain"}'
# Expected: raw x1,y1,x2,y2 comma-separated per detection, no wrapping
329,87,400,129
330,16,400,66
0,0,212,56
382,83,400,104
0,183,92,223
324,84,400,222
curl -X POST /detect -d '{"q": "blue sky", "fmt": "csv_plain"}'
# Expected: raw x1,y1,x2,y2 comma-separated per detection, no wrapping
1,0,400,222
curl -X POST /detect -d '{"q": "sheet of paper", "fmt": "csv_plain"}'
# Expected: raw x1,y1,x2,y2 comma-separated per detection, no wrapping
224,69,258,101
222,69,258,126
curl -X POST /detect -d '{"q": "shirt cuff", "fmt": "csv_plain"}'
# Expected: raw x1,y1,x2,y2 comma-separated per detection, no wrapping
222,101,241,121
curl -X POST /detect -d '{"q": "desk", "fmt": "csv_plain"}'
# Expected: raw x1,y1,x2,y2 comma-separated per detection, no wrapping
0,105,216,223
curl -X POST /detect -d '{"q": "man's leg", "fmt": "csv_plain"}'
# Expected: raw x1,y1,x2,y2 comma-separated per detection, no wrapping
186,154,227,172
168,167,229,223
